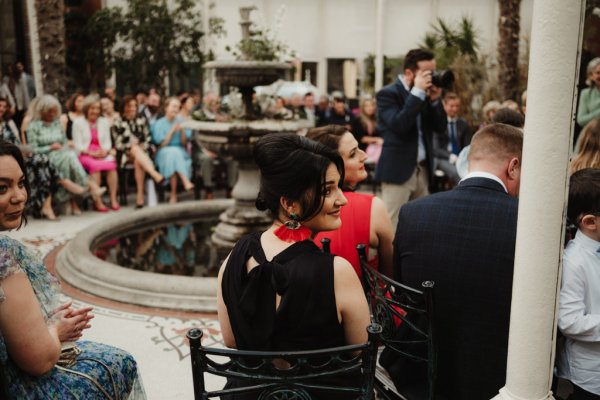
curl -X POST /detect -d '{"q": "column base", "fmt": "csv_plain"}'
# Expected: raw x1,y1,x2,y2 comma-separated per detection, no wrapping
492,387,555,400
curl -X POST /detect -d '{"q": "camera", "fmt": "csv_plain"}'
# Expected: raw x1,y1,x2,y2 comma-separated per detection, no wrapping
431,69,455,89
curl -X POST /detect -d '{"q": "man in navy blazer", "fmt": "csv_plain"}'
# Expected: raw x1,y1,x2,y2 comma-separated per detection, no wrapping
375,49,447,231
389,123,523,399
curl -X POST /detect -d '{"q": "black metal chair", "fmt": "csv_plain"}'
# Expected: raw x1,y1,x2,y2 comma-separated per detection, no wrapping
356,244,437,400
186,323,382,400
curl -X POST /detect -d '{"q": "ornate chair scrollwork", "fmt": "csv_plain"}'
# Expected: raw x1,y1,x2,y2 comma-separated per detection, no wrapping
187,323,382,400
356,244,437,400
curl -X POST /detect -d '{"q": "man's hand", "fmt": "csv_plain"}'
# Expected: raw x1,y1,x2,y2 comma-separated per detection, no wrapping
428,85,442,101
414,69,432,91
50,143,62,151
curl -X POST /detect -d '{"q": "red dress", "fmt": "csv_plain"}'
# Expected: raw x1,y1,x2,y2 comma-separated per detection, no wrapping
314,191,377,278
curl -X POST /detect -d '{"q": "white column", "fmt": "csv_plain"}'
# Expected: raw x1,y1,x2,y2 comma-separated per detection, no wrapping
25,0,43,95
316,0,327,94
374,0,385,92
493,0,585,399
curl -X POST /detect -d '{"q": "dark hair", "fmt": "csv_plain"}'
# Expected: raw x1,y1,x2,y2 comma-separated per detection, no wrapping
306,125,348,151
0,141,30,228
567,168,600,225
404,48,435,72
253,133,344,222
120,95,137,115
492,108,525,128
443,92,460,102
66,92,85,112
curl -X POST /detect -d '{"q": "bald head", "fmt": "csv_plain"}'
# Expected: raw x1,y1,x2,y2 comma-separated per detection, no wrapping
469,123,523,196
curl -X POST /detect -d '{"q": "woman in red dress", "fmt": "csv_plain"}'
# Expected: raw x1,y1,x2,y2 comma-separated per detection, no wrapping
308,124,393,278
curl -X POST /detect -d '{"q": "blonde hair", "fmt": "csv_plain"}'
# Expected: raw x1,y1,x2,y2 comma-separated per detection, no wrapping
586,57,600,87
571,118,600,174
36,94,61,120
81,94,101,118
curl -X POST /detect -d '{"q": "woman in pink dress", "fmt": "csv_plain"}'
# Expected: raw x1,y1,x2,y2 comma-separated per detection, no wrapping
72,95,118,211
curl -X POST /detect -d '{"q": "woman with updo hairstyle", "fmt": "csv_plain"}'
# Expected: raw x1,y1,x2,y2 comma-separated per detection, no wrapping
217,133,370,399
307,124,394,278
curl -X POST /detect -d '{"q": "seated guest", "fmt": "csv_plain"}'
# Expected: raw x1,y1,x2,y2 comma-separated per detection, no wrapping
351,97,382,152
456,107,524,178
0,142,146,399
433,92,471,184
300,92,317,124
151,97,194,203
26,94,106,214
571,118,600,173
100,96,120,127
556,168,600,399
307,125,393,277
112,96,164,208
217,133,370,399
60,92,85,143
327,92,355,131
73,95,119,211
387,123,523,399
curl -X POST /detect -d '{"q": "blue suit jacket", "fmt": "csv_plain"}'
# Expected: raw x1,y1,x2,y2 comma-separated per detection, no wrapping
392,177,518,400
374,78,447,185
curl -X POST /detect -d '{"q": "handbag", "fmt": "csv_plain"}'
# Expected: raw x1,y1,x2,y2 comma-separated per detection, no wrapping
55,345,118,400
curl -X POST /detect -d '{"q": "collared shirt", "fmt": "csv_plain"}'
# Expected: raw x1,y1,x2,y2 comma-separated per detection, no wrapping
556,231,600,395
460,171,508,193
398,75,426,163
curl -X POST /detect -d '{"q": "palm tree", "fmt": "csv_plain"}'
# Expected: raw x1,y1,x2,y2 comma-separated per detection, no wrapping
497,0,521,101
34,0,67,100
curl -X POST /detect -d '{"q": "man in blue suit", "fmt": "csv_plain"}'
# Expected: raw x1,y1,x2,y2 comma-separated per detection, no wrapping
375,49,447,231
389,123,523,399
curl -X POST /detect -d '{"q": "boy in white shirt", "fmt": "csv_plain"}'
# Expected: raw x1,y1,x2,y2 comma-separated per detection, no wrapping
556,168,600,399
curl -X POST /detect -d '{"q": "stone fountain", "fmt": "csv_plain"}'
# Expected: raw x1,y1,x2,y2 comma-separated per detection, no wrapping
183,7,313,252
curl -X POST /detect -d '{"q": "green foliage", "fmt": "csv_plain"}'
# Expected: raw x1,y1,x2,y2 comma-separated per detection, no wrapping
419,16,479,69
84,0,225,94
363,55,404,93
226,25,293,61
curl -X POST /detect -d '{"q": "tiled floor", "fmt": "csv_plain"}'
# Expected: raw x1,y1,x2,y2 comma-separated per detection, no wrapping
6,200,226,399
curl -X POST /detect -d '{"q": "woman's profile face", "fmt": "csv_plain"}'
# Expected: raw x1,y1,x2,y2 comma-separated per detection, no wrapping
301,163,347,233
338,132,368,188
0,155,27,231
592,65,600,86
74,95,84,112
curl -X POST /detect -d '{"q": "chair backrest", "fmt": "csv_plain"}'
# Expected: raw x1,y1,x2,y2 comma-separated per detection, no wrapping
356,244,437,400
187,323,382,400
320,237,331,254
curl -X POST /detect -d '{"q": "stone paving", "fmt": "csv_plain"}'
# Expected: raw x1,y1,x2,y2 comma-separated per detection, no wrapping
6,200,226,399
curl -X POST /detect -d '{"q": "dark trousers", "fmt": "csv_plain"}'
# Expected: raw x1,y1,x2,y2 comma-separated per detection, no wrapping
571,383,600,400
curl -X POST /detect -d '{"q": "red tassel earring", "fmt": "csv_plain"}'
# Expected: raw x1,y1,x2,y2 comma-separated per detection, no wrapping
274,212,312,243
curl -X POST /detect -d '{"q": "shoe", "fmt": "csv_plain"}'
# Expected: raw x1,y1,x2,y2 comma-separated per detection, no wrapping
93,204,109,213
135,203,144,209
40,209,60,221
110,204,121,211
91,186,107,199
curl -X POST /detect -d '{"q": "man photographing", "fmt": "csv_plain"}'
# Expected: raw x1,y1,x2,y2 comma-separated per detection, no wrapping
375,48,447,231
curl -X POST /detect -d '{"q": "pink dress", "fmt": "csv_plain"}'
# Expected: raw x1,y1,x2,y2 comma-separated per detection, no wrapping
78,126,117,173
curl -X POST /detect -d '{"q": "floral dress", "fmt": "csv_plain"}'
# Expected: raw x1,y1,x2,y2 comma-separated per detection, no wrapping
111,115,152,169
1,120,60,217
0,235,146,399
26,119,89,202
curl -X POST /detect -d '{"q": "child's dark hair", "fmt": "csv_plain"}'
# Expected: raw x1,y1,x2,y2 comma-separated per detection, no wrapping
568,168,600,226
253,133,344,222
0,141,30,228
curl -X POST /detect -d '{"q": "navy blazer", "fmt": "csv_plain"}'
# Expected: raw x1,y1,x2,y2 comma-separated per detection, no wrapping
375,78,447,185
433,117,471,160
392,177,518,400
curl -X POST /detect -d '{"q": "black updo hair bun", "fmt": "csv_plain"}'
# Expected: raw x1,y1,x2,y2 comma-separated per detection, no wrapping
255,192,268,211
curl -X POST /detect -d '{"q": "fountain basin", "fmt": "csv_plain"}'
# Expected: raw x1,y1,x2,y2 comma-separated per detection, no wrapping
56,200,233,312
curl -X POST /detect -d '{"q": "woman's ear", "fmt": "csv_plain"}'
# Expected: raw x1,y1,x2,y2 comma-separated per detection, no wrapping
279,196,297,216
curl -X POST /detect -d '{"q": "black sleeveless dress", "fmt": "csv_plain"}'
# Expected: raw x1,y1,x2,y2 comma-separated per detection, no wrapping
221,231,349,399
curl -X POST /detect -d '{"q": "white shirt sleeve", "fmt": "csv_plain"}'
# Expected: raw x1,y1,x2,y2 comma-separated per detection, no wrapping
558,257,600,342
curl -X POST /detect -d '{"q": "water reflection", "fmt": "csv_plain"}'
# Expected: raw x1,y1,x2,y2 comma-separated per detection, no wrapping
94,218,220,277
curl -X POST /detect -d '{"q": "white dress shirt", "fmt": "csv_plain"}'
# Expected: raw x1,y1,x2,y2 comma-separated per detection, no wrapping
556,230,600,394
460,171,508,193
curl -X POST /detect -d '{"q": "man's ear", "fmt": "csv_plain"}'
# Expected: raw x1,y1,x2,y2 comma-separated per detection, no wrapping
507,157,520,180
580,214,599,230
